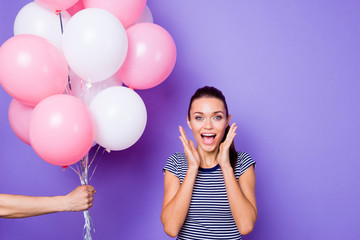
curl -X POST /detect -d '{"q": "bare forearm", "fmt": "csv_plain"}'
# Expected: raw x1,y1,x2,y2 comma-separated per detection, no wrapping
222,167,257,234
161,168,197,236
0,194,68,218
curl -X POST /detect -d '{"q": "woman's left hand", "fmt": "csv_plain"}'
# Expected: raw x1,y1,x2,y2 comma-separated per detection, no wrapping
217,123,237,169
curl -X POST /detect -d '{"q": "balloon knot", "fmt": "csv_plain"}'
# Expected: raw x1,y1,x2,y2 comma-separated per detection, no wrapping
62,165,68,169
55,9,61,15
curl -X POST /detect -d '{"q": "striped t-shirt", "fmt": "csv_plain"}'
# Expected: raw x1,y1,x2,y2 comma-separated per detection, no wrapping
163,152,255,240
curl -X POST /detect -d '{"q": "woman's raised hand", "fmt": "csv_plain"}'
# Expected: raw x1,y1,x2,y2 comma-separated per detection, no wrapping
179,126,200,169
217,123,237,169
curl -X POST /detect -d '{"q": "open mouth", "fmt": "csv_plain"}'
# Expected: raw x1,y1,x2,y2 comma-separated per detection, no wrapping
201,133,216,145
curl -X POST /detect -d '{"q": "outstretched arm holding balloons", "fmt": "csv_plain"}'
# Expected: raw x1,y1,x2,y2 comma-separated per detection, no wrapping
0,185,95,218
0,0,176,239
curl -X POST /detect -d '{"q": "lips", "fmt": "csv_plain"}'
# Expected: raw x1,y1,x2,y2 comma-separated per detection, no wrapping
201,133,216,145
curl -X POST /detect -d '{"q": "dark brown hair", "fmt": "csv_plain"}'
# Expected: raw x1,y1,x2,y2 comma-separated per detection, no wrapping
188,86,238,169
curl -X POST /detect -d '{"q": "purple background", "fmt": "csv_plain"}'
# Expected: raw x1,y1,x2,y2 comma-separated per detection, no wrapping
1,0,360,239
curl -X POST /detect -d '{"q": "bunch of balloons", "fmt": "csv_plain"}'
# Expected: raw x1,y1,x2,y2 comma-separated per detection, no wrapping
0,0,177,167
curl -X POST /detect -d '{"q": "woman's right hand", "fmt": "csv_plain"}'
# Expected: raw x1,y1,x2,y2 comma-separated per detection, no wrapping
179,126,200,169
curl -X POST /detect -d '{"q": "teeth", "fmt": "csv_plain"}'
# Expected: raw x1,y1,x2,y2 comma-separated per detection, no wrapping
202,134,215,137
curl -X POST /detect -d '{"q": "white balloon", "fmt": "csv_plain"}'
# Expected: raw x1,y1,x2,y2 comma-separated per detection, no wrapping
14,2,71,50
62,8,128,82
69,69,122,105
133,5,153,25
89,86,147,151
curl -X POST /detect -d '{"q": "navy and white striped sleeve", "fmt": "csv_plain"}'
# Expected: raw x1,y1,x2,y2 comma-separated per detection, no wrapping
163,153,180,178
235,152,255,179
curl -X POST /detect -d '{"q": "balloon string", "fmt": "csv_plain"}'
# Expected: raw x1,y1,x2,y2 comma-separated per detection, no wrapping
74,146,106,239
59,11,64,34
58,10,72,91
57,9,91,240
89,147,106,182
80,155,94,240
68,75,72,91
88,145,101,168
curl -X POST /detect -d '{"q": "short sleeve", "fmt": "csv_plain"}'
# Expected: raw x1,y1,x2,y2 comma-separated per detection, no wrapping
234,152,255,180
163,153,180,178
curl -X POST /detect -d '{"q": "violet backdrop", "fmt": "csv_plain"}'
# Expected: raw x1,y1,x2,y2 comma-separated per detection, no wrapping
1,0,360,239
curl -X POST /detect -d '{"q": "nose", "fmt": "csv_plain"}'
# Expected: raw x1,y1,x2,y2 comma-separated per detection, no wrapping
204,118,213,129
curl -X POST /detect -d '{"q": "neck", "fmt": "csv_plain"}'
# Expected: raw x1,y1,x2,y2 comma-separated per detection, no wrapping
197,146,219,168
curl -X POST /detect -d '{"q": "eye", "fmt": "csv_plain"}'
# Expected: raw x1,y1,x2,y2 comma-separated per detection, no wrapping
214,115,222,120
195,116,203,120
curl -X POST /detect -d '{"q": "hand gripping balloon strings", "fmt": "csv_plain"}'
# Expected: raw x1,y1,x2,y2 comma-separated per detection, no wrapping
80,154,94,240
69,145,105,240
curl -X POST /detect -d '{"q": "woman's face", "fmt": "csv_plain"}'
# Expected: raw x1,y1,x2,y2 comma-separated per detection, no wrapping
187,97,230,153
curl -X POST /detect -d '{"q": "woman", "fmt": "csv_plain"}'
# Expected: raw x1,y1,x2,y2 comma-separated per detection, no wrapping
161,86,257,239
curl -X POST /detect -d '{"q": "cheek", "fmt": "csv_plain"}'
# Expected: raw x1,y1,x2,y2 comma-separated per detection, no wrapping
190,121,202,131
190,123,203,139
215,122,227,137
214,120,227,130
192,128,202,139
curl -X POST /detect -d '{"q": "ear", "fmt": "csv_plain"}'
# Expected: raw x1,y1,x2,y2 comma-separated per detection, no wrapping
187,116,192,130
227,114,231,126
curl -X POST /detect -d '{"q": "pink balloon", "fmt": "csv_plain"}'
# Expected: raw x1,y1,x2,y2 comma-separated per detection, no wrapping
83,0,146,28
133,5,153,25
35,0,79,10
8,99,34,145
0,35,68,106
117,23,177,90
66,0,84,16
29,94,95,166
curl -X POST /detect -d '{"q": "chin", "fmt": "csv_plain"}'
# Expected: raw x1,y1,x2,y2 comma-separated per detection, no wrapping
200,144,219,153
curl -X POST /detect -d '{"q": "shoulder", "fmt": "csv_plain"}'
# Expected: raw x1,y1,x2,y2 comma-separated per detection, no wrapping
167,152,186,163
164,152,187,171
164,152,188,181
237,152,254,163
235,151,256,178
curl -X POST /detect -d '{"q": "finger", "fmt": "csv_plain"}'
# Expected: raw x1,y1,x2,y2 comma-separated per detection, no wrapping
179,136,193,156
179,126,189,142
179,126,191,149
86,185,95,192
226,131,237,145
178,135,188,149
229,126,237,141
188,140,197,153
229,123,237,136
229,122,237,134
224,123,237,146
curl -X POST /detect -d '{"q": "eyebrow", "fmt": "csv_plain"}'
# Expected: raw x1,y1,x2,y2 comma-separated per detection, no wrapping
192,111,224,115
